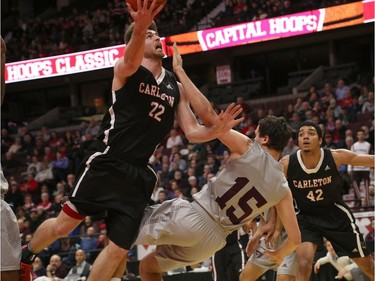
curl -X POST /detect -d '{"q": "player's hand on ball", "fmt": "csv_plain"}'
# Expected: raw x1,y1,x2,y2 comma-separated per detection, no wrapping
125,0,164,25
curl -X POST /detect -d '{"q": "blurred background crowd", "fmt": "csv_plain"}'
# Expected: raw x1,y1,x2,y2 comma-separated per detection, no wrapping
1,0,373,280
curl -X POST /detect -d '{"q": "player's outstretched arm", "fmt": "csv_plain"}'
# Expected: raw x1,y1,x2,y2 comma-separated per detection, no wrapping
264,190,301,266
172,42,218,126
332,149,375,168
176,90,243,143
113,0,164,86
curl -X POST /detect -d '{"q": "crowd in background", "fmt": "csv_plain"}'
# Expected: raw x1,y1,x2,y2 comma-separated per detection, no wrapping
1,0,373,279
1,75,374,278
2,0,359,63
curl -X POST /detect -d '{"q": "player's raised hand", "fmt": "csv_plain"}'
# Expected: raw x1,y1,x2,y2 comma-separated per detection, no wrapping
214,103,244,134
125,0,164,29
172,42,183,73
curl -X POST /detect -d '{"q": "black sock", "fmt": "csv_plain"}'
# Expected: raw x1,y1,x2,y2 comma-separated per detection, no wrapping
21,244,37,264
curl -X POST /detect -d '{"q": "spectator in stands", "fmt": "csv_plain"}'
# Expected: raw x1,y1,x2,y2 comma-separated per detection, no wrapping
81,226,98,263
26,155,42,175
155,190,167,204
21,133,36,156
2,151,22,171
339,88,354,108
198,164,212,188
65,173,76,194
19,173,39,197
298,101,312,120
349,96,363,116
319,82,334,101
8,137,22,154
206,153,219,174
252,108,266,125
27,208,43,234
32,257,46,279
51,151,69,182
80,216,96,236
236,96,251,114
40,126,51,144
362,91,374,113
21,193,35,212
337,106,354,126
64,249,92,281
348,129,373,206
1,128,13,153
323,132,337,149
49,192,64,217
170,152,187,172
345,136,354,150
45,254,68,280
288,111,302,135
4,181,24,211
166,128,184,149
18,218,31,244
282,137,299,157
327,98,342,118
358,85,370,106
35,161,54,185
36,192,52,213
335,79,350,100
294,97,304,112
43,146,55,162
281,0,295,15
332,119,347,148
55,181,67,197
284,103,295,121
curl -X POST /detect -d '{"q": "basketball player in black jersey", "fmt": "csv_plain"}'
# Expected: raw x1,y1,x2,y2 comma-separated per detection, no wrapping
280,121,374,281
19,1,243,281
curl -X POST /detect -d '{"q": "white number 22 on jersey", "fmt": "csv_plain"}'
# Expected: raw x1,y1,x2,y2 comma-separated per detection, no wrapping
149,102,165,122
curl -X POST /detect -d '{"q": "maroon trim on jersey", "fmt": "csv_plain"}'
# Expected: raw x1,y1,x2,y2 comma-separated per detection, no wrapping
62,204,85,220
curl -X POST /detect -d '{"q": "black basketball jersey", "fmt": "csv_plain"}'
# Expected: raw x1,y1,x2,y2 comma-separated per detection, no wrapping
96,66,180,166
287,148,343,215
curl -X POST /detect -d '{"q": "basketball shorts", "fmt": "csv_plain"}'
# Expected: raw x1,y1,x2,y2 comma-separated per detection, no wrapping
68,143,157,250
248,233,296,276
1,199,21,271
297,202,370,258
134,199,227,271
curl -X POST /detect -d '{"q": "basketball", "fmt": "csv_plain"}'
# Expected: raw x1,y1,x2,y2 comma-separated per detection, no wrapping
126,0,167,12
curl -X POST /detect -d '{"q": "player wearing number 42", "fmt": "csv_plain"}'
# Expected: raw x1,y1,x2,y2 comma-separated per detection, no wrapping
277,121,375,281
135,115,301,280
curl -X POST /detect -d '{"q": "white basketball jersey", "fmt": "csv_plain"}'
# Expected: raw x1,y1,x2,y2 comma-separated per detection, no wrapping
193,142,289,233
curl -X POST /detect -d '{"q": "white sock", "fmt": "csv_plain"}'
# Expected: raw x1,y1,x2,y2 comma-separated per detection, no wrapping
110,278,121,281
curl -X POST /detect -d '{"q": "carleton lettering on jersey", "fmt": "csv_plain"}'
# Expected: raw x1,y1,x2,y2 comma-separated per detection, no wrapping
292,176,332,188
139,82,175,107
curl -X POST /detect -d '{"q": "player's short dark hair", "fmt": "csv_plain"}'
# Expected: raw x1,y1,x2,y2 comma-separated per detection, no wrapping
124,21,158,45
298,121,323,139
258,116,291,152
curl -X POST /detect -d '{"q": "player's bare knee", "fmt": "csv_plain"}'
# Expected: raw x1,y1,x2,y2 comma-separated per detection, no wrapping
105,242,128,260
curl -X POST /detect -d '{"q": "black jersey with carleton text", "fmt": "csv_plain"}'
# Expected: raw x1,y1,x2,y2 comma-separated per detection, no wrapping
96,66,179,166
287,148,343,215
